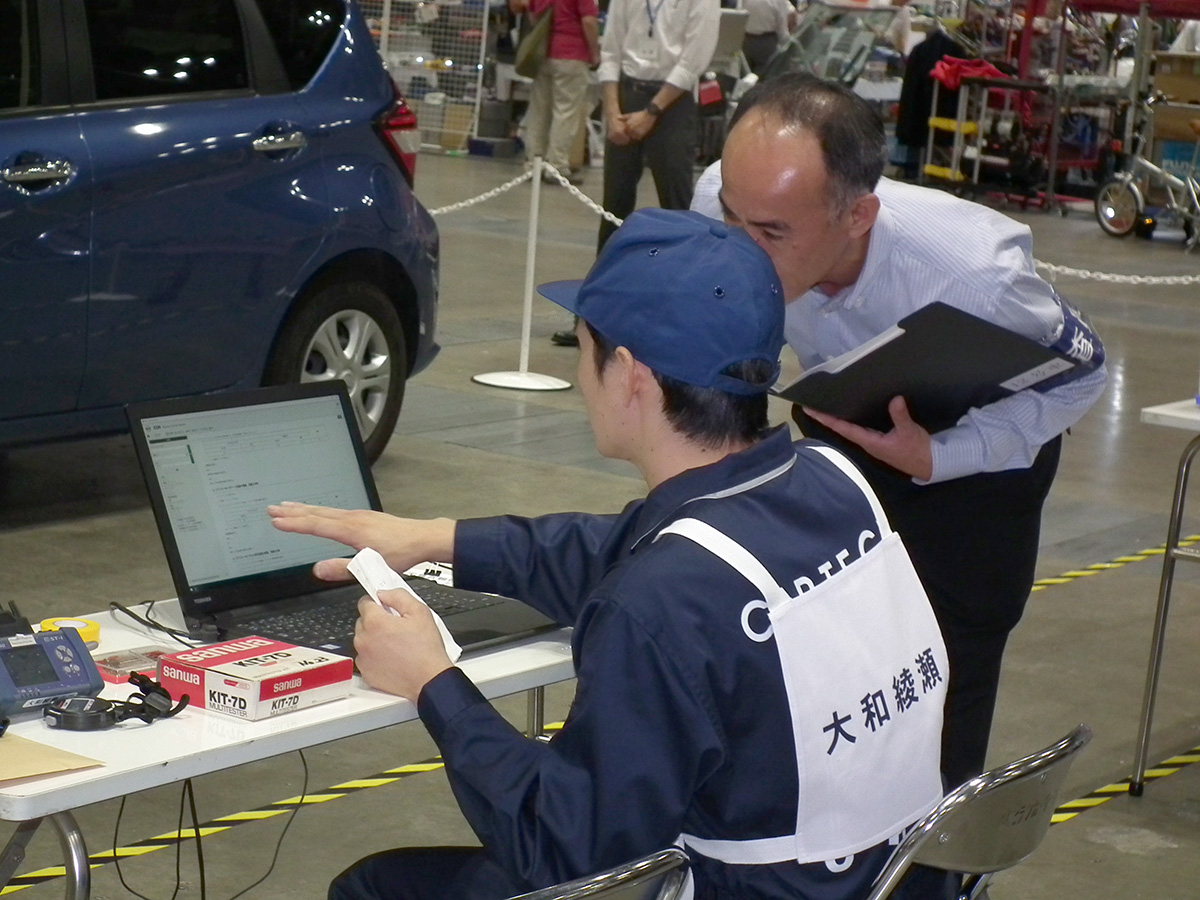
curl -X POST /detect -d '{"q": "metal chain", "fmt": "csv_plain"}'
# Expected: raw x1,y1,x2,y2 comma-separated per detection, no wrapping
1035,261,1200,285
427,169,534,217
540,163,624,227
427,166,1200,286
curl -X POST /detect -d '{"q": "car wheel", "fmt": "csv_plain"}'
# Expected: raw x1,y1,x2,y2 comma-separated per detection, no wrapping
1094,179,1140,237
264,281,407,462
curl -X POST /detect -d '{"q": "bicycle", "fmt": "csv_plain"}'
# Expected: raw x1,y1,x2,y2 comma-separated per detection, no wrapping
1094,93,1200,251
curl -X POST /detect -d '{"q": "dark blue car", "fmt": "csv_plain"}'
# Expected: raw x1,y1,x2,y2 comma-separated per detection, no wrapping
0,0,439,461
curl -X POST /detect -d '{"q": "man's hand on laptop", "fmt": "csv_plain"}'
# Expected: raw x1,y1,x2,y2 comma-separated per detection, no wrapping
267,503,457,578
354,590,454,701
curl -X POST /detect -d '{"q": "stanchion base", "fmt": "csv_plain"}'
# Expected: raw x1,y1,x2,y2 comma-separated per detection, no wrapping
472,371,572,391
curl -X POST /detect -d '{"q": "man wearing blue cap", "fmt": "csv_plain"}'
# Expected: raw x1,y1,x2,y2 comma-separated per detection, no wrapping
271,209,949,900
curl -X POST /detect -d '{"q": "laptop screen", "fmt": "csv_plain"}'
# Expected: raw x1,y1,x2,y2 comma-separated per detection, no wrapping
128,383,381,620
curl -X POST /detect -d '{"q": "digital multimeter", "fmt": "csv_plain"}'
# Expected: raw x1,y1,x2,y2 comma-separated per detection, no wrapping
0,629,104,718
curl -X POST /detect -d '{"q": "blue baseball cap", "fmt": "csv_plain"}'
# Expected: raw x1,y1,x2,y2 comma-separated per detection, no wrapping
538,209,784,395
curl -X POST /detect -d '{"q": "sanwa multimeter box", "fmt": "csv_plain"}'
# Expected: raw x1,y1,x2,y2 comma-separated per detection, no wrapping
157,636,351,720
0,629,104,718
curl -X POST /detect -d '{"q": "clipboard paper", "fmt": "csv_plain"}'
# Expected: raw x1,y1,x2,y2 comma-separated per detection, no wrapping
772,302,1078,433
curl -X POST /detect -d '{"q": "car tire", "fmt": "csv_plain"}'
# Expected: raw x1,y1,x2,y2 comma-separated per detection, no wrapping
264,281,407,463
1094,179,1140,237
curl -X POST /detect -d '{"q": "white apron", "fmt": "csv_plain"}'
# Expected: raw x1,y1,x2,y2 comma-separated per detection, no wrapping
656,445,948,875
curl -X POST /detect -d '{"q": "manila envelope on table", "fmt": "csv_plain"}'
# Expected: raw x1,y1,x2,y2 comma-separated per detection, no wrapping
0,733,102,784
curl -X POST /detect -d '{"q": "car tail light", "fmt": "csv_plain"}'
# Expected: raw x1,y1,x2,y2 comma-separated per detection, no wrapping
377,84,421,186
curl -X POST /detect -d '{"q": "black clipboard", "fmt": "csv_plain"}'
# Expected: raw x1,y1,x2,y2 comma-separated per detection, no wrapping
772,302,1080,433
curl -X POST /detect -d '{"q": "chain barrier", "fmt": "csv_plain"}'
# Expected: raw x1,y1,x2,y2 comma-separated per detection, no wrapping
1035,261,1200,286
539,163,625,227
426,169,534,217
426,162,1200,286
425,161,626,227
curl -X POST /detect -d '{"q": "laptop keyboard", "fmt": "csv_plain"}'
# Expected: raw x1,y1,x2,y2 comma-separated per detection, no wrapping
249,599,359,647
412,581,505,616
246,581,503,649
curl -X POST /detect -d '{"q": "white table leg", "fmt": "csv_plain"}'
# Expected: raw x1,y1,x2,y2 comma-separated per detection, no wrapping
0,812,89,900
526,685,545,738
1131,432,1200,795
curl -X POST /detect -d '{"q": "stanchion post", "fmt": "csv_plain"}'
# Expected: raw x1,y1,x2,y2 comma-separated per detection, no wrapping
472,156,572,391
517,156,543,374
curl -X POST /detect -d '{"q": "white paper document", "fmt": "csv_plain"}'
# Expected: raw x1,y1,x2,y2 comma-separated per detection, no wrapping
348,547,463,663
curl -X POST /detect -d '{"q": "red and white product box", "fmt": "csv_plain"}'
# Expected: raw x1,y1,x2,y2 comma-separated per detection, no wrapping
157,637,353,720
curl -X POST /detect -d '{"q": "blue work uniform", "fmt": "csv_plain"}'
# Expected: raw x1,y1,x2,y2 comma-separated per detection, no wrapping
419,427,947,900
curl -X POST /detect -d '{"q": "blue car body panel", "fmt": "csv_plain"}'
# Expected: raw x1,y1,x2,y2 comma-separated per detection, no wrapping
78,90,333,406
0,110,91,418
0,0,439,448
283,7,440,376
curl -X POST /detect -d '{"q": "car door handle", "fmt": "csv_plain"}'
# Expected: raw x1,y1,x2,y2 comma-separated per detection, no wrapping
2,158,76,185
252,131,307,153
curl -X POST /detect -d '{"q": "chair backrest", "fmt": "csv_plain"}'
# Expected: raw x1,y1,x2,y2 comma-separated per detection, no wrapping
508,848,689,900
864,724,1093,900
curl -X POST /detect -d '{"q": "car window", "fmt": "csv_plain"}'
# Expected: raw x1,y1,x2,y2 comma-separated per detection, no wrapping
257,0,345,90
0,0,40,111
84,0,249,101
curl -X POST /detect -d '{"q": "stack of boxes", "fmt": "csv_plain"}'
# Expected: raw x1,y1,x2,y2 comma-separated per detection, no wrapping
1151,52,1200,178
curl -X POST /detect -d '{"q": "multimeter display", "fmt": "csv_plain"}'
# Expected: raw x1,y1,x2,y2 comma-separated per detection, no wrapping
0,630,104,717
2,643,59,686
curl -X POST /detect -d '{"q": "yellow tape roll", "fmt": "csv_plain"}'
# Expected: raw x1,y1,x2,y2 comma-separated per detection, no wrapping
39,617,101,647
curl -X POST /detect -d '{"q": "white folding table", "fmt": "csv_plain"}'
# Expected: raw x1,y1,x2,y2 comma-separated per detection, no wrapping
0,601,574,900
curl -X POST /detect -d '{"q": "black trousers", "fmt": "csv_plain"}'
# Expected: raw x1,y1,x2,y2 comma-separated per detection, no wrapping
794,408,1062,791
329,847,522,900
742,32,778,75
598,78,698,251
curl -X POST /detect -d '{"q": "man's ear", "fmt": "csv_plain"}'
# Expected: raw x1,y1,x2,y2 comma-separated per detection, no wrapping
846,192,880,239
613,346,655,407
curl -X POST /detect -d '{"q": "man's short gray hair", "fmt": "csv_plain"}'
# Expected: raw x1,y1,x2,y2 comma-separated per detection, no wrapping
747,73,887,220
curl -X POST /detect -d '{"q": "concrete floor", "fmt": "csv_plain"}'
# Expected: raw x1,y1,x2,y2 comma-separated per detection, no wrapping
5,152,1200,900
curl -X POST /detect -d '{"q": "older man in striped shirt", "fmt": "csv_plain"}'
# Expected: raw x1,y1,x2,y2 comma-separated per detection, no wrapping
695,73,1106,792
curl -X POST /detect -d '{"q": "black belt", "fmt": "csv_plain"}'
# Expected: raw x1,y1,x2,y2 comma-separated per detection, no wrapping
622,76,665,92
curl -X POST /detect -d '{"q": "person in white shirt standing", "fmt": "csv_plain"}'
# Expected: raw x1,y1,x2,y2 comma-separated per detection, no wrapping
1170,19,1200,52
741,0,795,75
883,0,911,56
595,0,719,252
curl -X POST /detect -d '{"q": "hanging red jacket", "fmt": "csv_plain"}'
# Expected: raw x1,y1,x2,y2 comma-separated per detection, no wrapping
930,55,1009,90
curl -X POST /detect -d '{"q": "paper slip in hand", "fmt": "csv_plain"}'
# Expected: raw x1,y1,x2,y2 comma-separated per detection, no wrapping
348,548,463,663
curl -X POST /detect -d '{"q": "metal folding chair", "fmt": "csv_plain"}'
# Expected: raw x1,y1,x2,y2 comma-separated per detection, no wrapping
508,848,689,900
865,724,1093,900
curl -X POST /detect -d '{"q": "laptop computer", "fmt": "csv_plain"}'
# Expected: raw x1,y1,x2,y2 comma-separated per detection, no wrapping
126,382,559,658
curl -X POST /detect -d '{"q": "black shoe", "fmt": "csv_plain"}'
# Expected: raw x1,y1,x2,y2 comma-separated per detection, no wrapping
551,329,579,347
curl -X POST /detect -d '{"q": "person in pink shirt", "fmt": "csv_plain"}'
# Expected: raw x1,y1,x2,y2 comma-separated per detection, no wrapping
511,0,600,184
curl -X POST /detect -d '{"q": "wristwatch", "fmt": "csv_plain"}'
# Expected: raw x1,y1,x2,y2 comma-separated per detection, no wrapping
644,100,664,118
